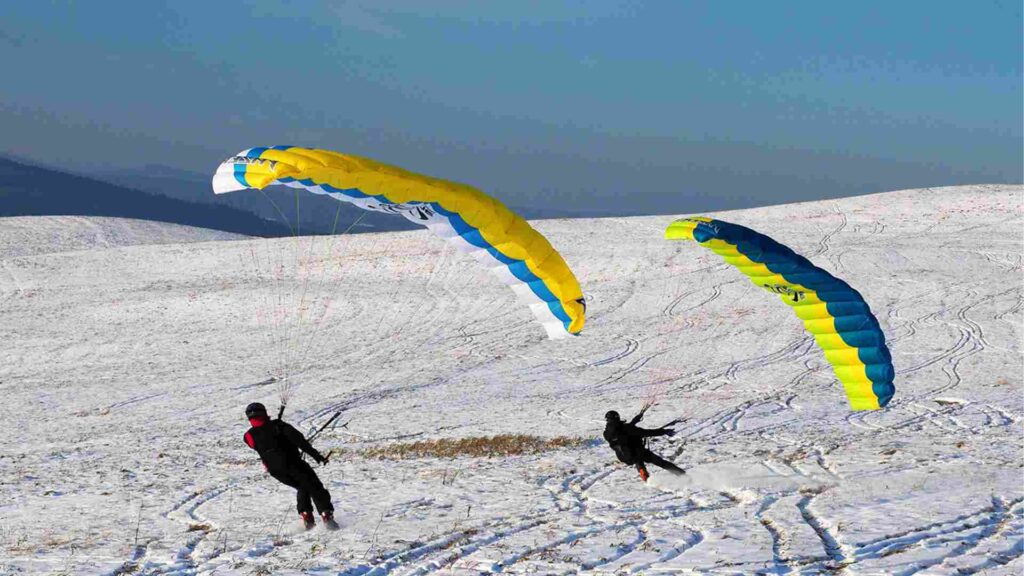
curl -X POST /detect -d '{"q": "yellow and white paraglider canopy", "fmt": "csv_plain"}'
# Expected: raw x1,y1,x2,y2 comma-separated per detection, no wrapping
213,146,586,339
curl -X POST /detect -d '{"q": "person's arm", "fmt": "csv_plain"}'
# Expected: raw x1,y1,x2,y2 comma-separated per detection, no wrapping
244,431,269,470
281,422,326,462
629,408,647,425
643,418,682,437
639,426,675,438
631,401,658,425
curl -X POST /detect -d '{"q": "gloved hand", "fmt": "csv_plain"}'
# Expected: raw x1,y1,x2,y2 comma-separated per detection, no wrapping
315,454,327,465
663,428,677,437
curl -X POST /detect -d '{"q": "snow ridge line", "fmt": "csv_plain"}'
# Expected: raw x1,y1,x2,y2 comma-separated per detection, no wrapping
591,351,665,391
811,206,847,258
627,526,704,574
590,337,639,367
949,514,1024,575
890,497,1021,576
671,337,817,446
723,336,814,383
797,490,853,568
402,516,551,575
342,514,548,576
576,523,647,573
586,279,633,322
102,541,151,576
145,484,232,575
903,401,968,434
662,288,701,318
977,403,1019,428
756,495,794,574
658,260,731,318
854,291,991,437
855,496,1024,559
896,323,970,378
490,502,706,574
994,293,1023,321
845,408,883,431
540,468,708,574
956,289,990,348
666,280,733,321
885,283,955,345
486,523,615,574
898,288,1008,404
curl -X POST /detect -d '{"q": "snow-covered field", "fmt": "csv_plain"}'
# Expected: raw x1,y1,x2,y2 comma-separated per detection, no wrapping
1,185,1021,575
0,216,244,259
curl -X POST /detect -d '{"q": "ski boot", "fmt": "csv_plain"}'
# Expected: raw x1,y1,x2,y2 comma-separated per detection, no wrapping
637,467,650,483
321,511,340,531
300,511,316,531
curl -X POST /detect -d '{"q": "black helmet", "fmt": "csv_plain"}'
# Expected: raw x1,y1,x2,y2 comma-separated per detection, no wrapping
604,410,620,422
245,402,268,418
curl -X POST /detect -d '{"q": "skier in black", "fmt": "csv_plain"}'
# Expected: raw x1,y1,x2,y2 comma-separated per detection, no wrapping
603,407,685,482
243,402,339,530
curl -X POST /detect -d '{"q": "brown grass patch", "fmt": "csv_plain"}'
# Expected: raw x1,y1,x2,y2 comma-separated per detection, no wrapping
358,434,589,460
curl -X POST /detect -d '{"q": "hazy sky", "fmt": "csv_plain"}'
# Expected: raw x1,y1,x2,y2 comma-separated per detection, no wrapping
2,1,1021,213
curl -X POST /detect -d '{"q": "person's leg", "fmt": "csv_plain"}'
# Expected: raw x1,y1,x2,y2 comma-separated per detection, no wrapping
269,468,314,514
296,486,314,515
291,461,333,514
642,449,686,475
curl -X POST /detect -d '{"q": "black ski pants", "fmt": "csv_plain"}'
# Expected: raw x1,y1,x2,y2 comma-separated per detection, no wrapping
268,460,334,515
637,448,685,476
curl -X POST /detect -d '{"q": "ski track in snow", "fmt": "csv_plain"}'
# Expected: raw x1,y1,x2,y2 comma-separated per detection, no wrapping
0,185,1021,574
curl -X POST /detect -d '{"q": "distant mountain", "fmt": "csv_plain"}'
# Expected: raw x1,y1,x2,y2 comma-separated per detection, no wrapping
0,157,290,237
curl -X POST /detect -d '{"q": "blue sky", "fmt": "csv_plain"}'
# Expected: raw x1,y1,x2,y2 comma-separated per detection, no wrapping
2,1,1021,213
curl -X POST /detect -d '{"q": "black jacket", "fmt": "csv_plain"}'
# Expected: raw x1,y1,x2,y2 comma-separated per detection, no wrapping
244,418,324,471
603,412,672,465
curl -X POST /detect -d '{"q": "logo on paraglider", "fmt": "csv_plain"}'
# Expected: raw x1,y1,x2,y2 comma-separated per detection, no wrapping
375,203,437,221
763,284,805,302
228,156,277,170
697,222,720,235
409,205,435,221
681,218,719,237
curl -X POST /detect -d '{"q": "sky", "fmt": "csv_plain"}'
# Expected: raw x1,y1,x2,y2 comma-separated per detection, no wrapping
2,1,1021,214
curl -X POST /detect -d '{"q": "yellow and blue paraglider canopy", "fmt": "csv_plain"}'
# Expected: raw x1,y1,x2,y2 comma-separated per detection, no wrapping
212,146,585,339
665,216,894,410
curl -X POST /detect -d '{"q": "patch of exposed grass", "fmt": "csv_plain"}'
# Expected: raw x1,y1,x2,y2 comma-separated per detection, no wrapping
357,434,589,460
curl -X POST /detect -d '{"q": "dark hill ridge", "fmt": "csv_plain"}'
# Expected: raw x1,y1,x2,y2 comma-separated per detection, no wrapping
0,156,584,239
95,164,419,235
0,156,292,237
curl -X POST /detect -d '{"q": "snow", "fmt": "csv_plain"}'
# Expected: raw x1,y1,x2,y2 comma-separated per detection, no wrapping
0,216,245,259
0,184,1021,575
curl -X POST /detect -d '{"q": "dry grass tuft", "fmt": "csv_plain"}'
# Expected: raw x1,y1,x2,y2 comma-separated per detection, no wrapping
359,434,589,460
